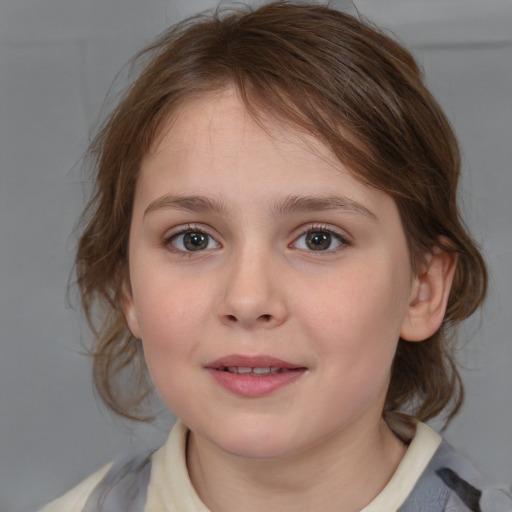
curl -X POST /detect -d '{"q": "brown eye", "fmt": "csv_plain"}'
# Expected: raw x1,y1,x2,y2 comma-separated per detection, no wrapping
183,232,208,251
169,230,219,252
292,229,346,252
305,232,333,251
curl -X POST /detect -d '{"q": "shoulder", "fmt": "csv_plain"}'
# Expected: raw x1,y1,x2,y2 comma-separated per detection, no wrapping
38,451,155,512
38,463,113,512
380,417,512,512
401,437,482,511
401,428,512,512
36,422,186,512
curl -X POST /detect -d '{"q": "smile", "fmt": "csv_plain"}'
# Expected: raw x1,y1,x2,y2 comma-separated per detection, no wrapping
206,355,306,397
217,366,291,376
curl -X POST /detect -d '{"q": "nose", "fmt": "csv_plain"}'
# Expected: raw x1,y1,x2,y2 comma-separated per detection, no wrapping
217,247,288,329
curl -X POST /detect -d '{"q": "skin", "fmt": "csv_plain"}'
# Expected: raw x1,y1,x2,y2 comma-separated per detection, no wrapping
123,88,454,512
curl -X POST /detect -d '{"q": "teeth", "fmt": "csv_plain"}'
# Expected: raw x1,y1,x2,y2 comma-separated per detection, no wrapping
252,367,272,375
224,366,287,376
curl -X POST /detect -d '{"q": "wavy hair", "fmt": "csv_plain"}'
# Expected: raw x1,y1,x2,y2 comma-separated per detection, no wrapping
76,1,487,422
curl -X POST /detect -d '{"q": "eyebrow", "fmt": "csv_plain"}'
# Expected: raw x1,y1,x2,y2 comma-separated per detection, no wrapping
144,193,377,221
144,194,231,217
271,195,378,221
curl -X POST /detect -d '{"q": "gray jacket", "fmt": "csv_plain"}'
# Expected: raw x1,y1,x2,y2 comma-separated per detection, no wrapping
82,440,511,512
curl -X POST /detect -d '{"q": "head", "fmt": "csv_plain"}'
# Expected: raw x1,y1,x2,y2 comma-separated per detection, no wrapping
76,1,487,424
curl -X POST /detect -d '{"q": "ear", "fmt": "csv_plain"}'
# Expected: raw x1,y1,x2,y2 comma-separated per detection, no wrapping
400,245,457,342
121,277,141,340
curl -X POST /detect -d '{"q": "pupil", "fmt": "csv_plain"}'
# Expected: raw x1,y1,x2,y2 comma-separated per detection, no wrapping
184,232,208,251
306,232,331,250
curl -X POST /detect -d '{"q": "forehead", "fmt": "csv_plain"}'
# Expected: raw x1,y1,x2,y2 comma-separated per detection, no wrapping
144,90,341,185
136,88,396,223
147,89,337,167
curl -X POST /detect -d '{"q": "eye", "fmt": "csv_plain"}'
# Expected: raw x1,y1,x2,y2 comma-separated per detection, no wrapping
292,228,347,252
167,229,220,252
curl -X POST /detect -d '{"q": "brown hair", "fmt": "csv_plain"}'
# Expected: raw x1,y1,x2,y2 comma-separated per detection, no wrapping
76,1,487,422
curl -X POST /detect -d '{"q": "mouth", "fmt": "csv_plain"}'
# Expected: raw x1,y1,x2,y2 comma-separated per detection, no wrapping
205,355,306,397
215,366,296,376
206,354,305,373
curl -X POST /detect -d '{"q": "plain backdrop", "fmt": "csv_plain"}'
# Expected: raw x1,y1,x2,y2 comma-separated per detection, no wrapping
1,1,511,511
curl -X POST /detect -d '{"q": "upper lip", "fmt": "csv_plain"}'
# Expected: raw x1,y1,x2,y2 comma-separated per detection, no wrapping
206,354,304,370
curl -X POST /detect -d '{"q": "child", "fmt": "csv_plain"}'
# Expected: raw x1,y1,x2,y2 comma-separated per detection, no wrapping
40,2,509,511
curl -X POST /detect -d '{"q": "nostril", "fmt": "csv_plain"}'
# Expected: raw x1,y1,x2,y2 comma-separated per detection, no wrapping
226,314,237,322
259,314,272,322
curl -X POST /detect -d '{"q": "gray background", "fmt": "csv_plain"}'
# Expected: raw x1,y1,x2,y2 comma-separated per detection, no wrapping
1,1,511,511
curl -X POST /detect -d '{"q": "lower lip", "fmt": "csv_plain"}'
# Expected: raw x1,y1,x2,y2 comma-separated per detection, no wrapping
207,368,305,397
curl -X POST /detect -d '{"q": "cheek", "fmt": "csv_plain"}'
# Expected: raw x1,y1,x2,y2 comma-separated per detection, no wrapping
131,251,209,320
137,293,203,347
301,260,410,370
310,266,408,330
135,289,205,407
130,271,212,364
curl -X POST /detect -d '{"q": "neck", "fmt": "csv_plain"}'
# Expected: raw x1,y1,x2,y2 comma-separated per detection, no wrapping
187,418,406,512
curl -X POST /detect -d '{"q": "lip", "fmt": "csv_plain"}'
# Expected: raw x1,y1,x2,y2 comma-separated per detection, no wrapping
205,354,307,397
207,354,301,369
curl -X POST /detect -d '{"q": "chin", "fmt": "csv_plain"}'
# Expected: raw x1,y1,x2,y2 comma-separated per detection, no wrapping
220,438,300,461
199,419,307,461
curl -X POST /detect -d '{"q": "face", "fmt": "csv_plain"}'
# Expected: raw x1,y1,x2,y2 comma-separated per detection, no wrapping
124,89,418,461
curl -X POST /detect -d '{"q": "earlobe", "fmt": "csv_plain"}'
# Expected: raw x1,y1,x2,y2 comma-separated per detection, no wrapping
400,245,457,342
121,278,141,340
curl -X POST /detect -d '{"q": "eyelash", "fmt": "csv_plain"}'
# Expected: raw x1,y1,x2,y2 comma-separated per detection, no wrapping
163,224,220,256
163,223,350,256
291,224,350,254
